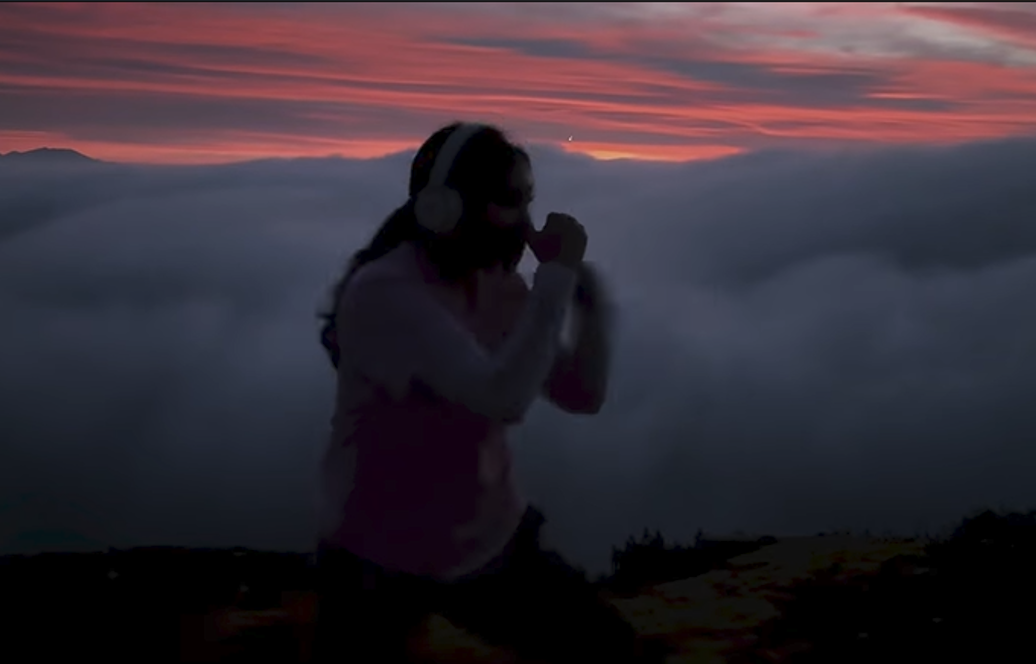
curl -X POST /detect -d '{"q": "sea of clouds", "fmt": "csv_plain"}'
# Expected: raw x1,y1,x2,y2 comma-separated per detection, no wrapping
2,137,1035,575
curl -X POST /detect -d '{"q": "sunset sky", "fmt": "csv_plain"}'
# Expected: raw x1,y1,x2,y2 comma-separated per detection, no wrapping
2,2,1036,164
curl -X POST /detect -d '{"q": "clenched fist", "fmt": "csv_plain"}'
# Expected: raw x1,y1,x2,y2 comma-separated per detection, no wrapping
526,212,587,269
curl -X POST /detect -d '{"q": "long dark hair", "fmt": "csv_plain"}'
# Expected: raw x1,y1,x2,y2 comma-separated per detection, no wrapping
319,122,531,369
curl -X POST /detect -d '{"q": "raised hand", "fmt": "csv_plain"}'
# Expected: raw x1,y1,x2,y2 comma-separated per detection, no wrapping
526,212,587,269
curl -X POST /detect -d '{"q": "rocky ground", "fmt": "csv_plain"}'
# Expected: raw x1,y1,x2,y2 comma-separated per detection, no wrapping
4,509,1034,663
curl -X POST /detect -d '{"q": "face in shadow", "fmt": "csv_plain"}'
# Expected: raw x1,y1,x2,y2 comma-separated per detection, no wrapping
478,158,535,273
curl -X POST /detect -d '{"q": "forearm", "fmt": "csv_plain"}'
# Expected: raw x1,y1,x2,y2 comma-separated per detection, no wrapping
340,260,577,423
545,282,612,414
567,302,611,407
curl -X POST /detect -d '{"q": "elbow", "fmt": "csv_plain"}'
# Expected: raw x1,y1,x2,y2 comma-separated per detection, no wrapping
552,385,606,415
579,392,606,415
545,365,608,414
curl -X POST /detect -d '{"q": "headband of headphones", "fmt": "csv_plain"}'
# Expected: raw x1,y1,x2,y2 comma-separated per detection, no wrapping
424,122,487,191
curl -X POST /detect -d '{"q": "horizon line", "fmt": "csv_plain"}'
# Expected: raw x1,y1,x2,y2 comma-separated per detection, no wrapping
10,135,1036,168
0,139,748,167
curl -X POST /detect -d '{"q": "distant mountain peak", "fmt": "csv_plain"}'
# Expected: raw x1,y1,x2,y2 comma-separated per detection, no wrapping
0,147,99,163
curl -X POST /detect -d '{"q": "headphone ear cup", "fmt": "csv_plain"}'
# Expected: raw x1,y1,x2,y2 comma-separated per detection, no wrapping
414,186,463,234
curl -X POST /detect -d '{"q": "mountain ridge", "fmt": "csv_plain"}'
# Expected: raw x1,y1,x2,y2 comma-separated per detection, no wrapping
0,147,98,163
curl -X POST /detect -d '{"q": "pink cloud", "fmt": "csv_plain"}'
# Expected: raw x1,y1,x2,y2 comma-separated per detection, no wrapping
0,2,1034,163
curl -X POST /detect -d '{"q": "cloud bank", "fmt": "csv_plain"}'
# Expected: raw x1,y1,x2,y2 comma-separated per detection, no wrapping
2,138,1035,575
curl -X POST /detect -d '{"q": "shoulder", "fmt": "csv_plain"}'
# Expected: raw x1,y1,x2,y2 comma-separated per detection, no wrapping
339,245,426,314
353,243,418,285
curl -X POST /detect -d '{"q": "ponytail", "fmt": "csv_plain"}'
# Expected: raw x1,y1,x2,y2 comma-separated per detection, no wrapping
319,200,419,369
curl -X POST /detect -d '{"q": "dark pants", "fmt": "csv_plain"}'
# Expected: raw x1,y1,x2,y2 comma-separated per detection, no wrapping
313,507,664,663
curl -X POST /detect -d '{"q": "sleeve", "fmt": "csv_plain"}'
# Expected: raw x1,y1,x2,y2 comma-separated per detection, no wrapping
487,267,613,415
337,262,578,422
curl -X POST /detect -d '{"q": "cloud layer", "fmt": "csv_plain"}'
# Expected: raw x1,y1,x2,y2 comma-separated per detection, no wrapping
1,2,1036,163
2,138,1036,575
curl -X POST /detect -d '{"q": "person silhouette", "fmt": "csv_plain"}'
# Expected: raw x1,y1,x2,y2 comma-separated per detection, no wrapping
313,122,669,663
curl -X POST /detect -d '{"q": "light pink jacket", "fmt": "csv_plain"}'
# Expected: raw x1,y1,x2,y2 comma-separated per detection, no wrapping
317,242,578,580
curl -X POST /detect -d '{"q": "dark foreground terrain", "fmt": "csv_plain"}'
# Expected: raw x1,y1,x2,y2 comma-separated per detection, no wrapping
3,508,1034,663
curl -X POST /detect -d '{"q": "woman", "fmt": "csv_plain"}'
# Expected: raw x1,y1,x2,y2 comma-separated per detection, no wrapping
314,122,669,663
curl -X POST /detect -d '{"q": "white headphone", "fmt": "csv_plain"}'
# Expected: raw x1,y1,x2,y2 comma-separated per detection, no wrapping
413,123,487,235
